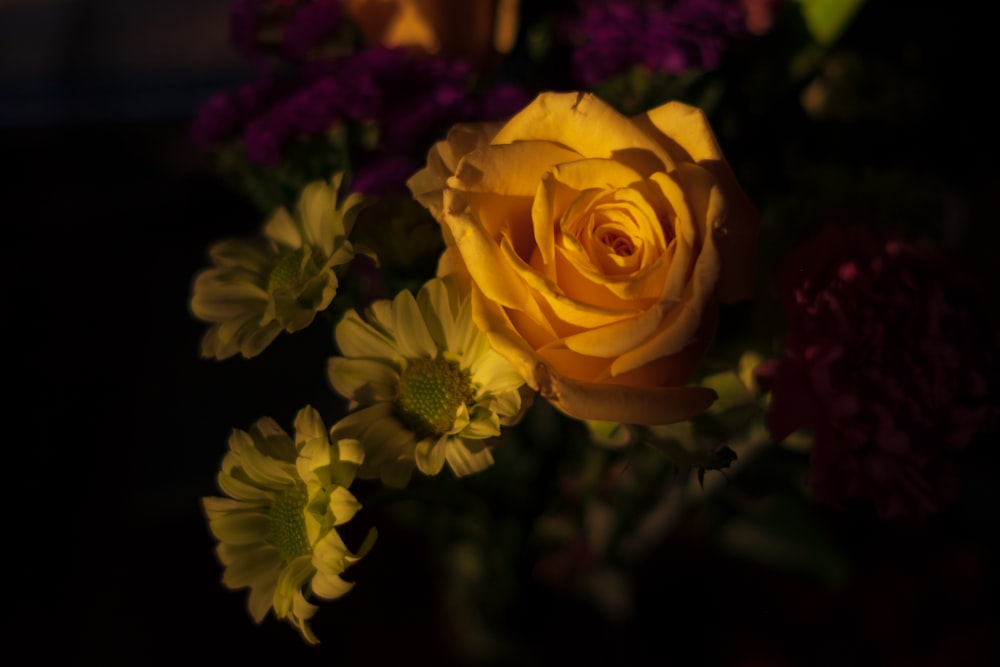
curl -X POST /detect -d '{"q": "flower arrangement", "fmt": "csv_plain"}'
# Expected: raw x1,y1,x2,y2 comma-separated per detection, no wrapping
189,0,998,656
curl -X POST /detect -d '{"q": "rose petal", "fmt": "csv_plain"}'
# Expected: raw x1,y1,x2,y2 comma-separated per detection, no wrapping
470,284,545,388
492,92,675,170
636,101,759,302
499,235,638,329
534,362,718,426
442,189,551,326
408,121,505,218
452,141,582,197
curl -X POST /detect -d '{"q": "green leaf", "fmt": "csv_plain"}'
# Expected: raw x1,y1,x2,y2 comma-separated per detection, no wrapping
690,370,761,440
792,0,866,45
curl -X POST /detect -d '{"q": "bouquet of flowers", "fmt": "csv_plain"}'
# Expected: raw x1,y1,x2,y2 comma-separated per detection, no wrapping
187,0,998,660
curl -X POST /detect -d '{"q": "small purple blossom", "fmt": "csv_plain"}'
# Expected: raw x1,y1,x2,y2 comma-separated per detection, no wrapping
567,0,750,86
190,93,240,150
190,42,526,185
350,155,419,196
230,0,346,68
478,83,533,121
282,0,345,61
189,79,277,149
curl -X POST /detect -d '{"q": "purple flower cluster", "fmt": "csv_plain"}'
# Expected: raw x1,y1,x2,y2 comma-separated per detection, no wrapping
231,0,346,67
191,45,530,191
567,0,751,86
757,226,999,519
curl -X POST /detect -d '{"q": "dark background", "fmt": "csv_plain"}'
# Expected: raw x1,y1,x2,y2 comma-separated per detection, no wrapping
7,1,998,664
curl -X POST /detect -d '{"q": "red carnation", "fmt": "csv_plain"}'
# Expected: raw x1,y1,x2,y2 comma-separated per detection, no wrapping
757,226,998,518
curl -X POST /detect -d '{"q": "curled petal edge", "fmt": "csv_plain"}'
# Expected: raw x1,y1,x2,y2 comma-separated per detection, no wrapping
533,362,717,426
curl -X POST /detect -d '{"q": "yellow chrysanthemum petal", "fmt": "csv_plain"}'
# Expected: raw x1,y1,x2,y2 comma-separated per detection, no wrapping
190,173,364,360
327,486,362,526
311,572,355,600
202,406,374,644
329,277,529,484
445,441,495,477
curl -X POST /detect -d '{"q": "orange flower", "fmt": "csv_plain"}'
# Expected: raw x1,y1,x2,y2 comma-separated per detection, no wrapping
343,0,519,68
409,92,759,425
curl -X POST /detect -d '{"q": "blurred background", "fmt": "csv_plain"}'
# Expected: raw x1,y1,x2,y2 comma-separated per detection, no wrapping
6,1,998,665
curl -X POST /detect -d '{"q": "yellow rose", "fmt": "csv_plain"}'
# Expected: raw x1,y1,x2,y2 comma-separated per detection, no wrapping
343,0,519,67
408,92,759,426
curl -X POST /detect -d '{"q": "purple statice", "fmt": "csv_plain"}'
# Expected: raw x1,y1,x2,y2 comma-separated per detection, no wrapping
350,154,420,197
478,82,533,121
190,79,278,150
350,80,529,196
345,47,478,155
229,0,264,65
190,93,240,151
567,0,750,86
281,0,346,61
191,43,529,184
238,63,380,166
230,0,346,68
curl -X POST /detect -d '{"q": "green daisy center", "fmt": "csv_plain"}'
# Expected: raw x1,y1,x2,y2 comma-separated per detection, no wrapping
267,248,305,292
395,357,474,438
269,484,312,561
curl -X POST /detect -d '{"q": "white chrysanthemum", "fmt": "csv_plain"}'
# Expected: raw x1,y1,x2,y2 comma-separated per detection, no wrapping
328,275,529,487
190,173,368,359
202,405,377,644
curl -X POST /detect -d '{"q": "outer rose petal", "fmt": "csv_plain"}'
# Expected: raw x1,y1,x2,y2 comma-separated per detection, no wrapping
636,101,759,302
534,363,718,426
409,121,505,218
492,92,675,170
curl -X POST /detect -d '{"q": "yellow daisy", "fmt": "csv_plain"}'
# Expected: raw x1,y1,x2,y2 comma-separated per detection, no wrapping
190,173,368,359
202,405,377,644
328,275,529,487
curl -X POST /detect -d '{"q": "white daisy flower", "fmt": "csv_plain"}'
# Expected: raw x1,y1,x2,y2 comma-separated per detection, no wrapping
328,275,529,487
202,405,377,644
191,173,368,359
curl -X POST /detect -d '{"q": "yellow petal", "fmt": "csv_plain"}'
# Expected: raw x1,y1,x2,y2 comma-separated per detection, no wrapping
328,485,362,526
334,310,399,360
534,362,718,426
296,437,332,484
209,511,271,545
454,190,536,258
441,189,549,326
263,207,302,249
635,100,724,163
311,572,355,600
544,304,664,359
637,101,759,302
292,405,327,448
414,434,449,475
470,284,543,388
611,184,723,375
327,357,399,403
408,121,505,219
247,572,279,623
551,243,665,305
218,544,282,589
451,141,583,197
492,92,674,169
391,288,438,358
297,179,344,253
500,235,637,329
445,441,495,476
